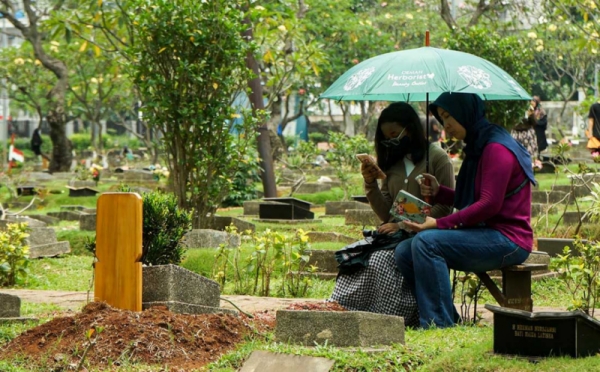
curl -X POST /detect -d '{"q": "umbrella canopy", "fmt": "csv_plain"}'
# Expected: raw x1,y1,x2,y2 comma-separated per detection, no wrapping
320,47,532,102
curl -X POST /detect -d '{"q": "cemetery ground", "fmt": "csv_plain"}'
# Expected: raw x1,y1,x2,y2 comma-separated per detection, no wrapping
2,167,600,371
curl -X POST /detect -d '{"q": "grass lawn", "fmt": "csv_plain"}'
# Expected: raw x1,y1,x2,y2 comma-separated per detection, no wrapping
3,166,600,370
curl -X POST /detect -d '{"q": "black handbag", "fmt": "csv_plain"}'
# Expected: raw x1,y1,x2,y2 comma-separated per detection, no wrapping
334,229,409,275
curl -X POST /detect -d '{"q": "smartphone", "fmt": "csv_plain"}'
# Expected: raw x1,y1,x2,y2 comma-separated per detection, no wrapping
356,153,386,179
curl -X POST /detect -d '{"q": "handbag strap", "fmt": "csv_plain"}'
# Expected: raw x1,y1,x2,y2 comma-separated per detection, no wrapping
505,178,529,199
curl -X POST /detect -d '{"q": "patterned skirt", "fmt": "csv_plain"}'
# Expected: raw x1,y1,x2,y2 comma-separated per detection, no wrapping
329,249,419,328
511,128,538,158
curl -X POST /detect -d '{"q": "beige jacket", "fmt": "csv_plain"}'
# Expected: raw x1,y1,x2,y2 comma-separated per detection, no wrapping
365,144,455,223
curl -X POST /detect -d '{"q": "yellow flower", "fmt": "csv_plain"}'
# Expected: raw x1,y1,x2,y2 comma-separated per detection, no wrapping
13,58,25,65
384,13,392,19
548,24,557,32
592,48,598,54
277,25,287,32
405,13,414,20
35,59,42,65
535,45,544,52
527,32,537,39
254,5,265,10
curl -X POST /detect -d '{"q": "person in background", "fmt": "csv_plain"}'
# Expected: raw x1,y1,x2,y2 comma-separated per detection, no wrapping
531,96,548,158
511,104,538,160
395,93,535,329
586,100,600,153
329,102,454,327
30,128,50,162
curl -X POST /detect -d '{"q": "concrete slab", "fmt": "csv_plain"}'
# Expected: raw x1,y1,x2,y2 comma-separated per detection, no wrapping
29,241,71,259
142,264,220,308
240,351,334,372
276,310,405,347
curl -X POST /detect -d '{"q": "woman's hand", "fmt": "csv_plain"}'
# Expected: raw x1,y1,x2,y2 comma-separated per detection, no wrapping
417,173,440,198
403,217,437,232
361,161,379,184
377,222,400,235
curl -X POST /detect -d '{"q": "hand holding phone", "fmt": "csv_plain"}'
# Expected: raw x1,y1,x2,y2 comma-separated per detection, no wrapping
356,153,386,180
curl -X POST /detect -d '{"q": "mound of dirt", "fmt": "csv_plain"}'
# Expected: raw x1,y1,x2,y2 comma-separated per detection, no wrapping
0,302,265,371
284,301,347,312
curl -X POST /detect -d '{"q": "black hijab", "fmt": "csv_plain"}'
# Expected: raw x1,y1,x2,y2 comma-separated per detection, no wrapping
430,93,536,209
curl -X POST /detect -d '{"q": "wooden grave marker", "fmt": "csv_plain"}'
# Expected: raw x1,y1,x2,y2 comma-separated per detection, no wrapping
94,193,143,311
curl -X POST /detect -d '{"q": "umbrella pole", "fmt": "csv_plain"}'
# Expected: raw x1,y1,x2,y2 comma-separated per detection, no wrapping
426,93,429,173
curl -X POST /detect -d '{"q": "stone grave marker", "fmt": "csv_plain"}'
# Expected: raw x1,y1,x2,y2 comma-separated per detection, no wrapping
562,211,591,224
531,190,571,204
48,210,85,221
486,304,600,358
536,238,585,257
0,218,71,258
16,185,37,196
295,182,332,194
142,264,235,315
0,293,36,323
240,351,334,372
210,216,256,233
344,209,380,227
181,229,241,248
351,195,369,204
306,232,355,244
325,201,371,216
69,180,97,188
95,193,143,312
276,310,405,347
305,250,338,280
26,214,60,226
259,197,314,220
80,213,97,231
0,292,20,318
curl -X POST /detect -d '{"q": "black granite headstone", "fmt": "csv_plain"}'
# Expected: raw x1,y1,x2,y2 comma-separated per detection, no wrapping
259,197,314,220
351,195,369,204
66,186,100,197
17,186,37,196
486,304,600,358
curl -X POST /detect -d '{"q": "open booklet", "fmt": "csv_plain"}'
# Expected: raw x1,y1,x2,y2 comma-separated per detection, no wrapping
389,190,432,224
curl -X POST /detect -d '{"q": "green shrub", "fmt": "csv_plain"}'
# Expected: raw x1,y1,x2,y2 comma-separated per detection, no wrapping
86,188,193,266
0,223,30,287
308,132,327,144
142,190,193,265
69,133,112,151
221,151,262,208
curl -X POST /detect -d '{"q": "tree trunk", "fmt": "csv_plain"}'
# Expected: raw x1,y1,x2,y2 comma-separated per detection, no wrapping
4,2,73,172
243,18,277,198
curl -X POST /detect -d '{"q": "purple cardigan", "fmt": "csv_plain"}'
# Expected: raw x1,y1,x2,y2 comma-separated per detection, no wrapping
435,143,533,252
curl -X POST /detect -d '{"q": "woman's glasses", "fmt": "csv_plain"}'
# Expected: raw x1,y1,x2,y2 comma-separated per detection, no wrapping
381,127,406,147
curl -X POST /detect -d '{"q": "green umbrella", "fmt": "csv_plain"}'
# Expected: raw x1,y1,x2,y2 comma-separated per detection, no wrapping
320,46,532,102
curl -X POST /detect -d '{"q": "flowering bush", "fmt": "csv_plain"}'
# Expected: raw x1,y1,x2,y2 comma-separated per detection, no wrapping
90,164,102,185
592,151,600,163
148,164,169,180
0,223,30,286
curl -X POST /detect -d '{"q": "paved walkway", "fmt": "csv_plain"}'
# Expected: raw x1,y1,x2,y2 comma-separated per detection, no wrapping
1,289,566,324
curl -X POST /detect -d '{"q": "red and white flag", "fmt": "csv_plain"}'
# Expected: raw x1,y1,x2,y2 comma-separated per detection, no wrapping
8,134,24,163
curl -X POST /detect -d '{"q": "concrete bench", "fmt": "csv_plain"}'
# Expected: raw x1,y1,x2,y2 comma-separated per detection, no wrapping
475,263,549,312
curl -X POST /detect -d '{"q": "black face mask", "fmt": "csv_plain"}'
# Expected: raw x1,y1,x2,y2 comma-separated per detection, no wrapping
385,136,412,165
